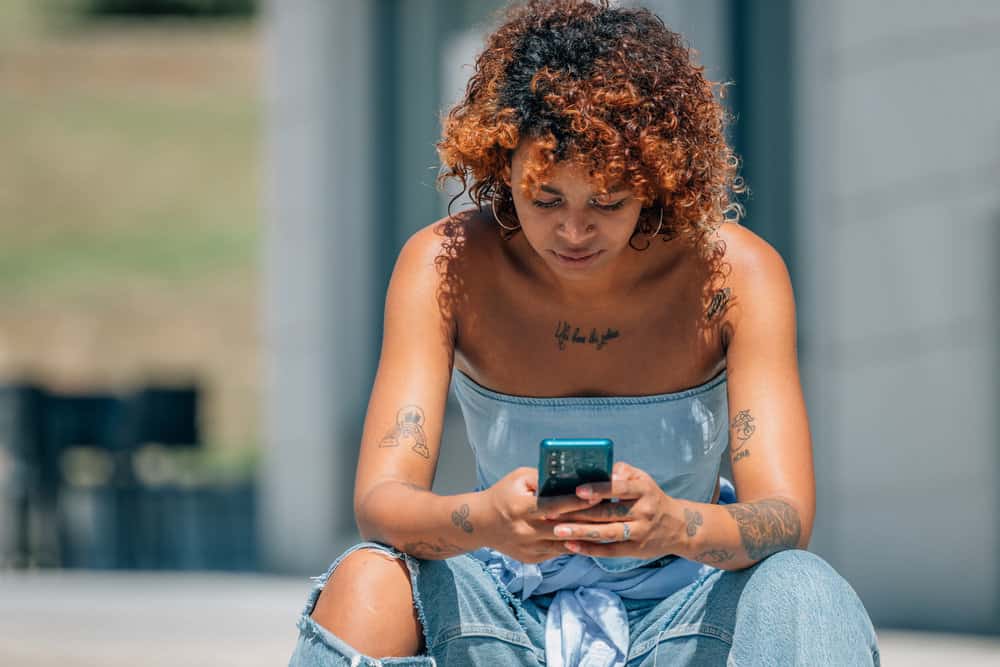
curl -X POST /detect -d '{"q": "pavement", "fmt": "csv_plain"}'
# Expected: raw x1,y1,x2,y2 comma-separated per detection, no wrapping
0,570,997,666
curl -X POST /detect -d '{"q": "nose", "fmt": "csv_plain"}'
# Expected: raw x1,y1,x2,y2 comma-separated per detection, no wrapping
557,215,597,245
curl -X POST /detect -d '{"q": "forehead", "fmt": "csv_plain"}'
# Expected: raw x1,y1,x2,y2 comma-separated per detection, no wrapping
512,140,626,192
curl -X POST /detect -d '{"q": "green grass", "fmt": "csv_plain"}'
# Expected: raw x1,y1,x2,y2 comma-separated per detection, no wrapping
0,221,259,298
0,10,260,303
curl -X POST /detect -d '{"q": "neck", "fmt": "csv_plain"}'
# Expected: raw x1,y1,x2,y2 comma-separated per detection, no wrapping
514,236,686,308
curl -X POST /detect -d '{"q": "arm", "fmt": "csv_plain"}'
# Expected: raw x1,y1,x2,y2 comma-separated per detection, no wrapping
353,222,489,559
518,227,815,567
675,226,815,571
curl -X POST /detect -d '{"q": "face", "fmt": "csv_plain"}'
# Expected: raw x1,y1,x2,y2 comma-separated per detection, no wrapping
507,138,645,282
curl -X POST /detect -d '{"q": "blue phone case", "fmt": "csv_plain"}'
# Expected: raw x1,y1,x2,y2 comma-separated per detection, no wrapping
537,438,614,497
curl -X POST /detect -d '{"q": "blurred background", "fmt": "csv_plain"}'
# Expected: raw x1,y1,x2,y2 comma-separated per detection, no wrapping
0,0,997,664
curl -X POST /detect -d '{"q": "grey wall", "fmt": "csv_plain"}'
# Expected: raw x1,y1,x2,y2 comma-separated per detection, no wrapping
794,0,1000,632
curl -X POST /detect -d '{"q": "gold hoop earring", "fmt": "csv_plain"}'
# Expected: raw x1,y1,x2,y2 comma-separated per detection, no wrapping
647,207,664,239
492,189,521,231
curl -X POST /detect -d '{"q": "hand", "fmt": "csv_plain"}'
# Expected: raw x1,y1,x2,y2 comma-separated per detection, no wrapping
544,461,685,560
483,466,602,563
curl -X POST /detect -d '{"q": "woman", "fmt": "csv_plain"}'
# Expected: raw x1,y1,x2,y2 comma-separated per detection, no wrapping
289,1,880,665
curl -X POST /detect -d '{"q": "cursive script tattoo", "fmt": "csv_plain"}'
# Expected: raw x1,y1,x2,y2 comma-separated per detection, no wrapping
379,405,430,459
696,549,735,564
401,538,464,559
451,503,473,533
684,507,704,537
724,497,802,561
706,287,732,321
732,449,751,464
554,320,621,351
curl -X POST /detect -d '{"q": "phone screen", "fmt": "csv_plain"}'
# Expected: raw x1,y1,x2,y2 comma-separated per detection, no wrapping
537,438,614,497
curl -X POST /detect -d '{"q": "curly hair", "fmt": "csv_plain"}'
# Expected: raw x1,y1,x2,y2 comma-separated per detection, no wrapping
436,0,745,257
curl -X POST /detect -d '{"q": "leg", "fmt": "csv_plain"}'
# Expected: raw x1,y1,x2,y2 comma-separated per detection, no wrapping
724,549,880,666
627,549,880,666
310,547,425,657
288,541,434,666
288,540,546,666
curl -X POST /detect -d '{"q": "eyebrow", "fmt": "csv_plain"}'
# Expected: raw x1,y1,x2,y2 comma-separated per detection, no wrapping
538,183,630,196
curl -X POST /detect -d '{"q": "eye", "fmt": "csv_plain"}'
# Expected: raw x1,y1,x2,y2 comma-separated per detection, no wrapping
532,199,561,209
593,199,627,211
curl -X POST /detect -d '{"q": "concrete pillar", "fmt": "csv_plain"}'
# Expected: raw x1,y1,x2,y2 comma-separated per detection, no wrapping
259,0,375,574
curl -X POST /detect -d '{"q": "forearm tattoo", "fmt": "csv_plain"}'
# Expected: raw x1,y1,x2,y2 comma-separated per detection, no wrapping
379,405,430,459
696,548,735,564
401,538,464,559
554,320,621,351
730,409,755,464
451,503,474,533
724,498,802,561
684,507,704,537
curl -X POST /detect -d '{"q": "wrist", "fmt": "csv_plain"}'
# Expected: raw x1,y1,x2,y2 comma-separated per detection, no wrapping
460,488,497,551
670,496,703,561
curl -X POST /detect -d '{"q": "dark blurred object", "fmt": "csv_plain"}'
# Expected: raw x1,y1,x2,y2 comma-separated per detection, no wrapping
0,381,257,571
74,0,256,17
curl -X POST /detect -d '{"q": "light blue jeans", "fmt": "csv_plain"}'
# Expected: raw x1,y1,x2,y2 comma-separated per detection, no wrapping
288,541,880,666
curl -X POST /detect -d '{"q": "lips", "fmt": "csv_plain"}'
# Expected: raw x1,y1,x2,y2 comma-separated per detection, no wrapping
554,249,598,260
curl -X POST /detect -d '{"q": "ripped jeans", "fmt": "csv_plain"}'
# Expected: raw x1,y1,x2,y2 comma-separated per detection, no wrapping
287,541,880,666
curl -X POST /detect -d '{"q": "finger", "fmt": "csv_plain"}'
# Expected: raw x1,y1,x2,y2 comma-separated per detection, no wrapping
575,478,645,501
535,493,601,517
614,460,652,480
549,521,635,543
611,460,638,480
556,499,635,522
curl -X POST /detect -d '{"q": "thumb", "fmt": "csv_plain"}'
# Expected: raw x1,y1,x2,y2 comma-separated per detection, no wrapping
612,460,641,481
513,466,538,493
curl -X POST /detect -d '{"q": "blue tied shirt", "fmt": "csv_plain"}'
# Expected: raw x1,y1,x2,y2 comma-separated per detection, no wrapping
450,367,734,665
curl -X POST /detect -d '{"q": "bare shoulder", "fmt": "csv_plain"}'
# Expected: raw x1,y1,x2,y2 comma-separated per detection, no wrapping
709,222,796,342
400,208,495,273
390,209,495,333
714,222,790,283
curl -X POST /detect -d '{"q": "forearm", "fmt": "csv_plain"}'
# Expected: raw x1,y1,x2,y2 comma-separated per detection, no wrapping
356,480,492,559
674,495,805,571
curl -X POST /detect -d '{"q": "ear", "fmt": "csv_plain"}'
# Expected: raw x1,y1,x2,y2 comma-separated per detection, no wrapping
499,164,512,188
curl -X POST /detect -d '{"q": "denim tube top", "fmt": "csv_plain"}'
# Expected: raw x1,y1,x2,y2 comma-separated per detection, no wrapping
450,367,730,572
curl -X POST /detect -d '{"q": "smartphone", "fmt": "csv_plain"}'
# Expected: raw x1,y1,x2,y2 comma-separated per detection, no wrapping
537,438,614,497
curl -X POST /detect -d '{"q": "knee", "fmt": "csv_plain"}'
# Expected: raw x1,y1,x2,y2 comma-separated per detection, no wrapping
317,547,414,610
744,549,870,620
745,549,840,595
309,547,426,657
727,550,879,665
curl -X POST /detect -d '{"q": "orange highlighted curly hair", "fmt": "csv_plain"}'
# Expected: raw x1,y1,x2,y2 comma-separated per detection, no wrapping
436,0,744,255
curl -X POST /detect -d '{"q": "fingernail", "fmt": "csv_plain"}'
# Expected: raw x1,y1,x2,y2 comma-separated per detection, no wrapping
565,541,579,551
554,526,571,537
577,486,592,497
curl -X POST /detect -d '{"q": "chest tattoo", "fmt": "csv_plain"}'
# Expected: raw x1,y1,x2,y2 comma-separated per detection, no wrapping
554,320,621,351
